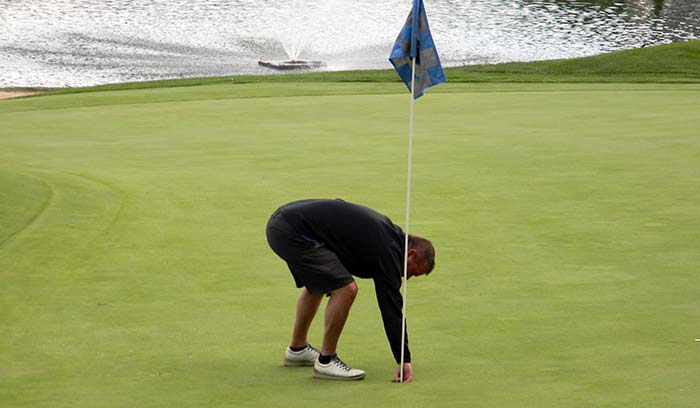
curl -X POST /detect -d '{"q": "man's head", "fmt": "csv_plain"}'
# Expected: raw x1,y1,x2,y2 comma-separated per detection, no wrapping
406,235,435,279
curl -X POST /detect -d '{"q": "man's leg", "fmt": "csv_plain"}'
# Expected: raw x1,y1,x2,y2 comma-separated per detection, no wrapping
321,281,358,356
313,281,365,380
290,288,324,348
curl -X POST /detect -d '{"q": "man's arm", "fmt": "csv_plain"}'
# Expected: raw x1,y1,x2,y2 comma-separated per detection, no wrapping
374,278,411,367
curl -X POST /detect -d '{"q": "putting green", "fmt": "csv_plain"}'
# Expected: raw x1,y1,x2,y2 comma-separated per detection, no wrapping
1,83,699,407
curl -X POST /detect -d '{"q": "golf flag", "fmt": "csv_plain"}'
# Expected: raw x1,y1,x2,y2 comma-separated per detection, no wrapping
389,0,446,99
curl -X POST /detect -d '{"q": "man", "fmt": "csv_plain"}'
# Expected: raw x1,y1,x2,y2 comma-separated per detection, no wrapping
266,198,435,381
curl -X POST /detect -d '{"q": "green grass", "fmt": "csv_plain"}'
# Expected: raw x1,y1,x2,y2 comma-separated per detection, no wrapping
1,42,700,407
447,39,700,82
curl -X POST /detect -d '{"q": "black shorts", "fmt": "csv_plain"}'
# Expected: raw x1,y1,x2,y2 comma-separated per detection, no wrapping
266,211,354,294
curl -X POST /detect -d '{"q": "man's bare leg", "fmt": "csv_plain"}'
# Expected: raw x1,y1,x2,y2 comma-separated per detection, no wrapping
290,288,324,348
321,281,358,356
313,281,365,380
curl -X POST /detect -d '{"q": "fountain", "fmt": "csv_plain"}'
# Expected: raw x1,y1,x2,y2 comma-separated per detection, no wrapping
258,60,325,70
258,0,324,70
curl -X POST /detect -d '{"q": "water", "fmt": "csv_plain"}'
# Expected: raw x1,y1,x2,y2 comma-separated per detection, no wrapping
1,0,698,88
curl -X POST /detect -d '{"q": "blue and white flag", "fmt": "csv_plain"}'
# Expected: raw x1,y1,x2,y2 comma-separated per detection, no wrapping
389,0,446,99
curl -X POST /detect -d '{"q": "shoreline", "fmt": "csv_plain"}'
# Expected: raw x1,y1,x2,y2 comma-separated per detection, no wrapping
0,91,39,100
0,41,697,98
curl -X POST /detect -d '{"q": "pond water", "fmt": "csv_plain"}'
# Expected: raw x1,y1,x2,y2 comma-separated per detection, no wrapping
1,0,698,87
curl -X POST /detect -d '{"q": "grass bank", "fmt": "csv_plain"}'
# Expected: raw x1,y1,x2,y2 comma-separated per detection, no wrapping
3,40,697,97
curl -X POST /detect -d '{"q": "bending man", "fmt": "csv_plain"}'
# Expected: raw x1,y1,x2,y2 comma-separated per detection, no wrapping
266,198,435,381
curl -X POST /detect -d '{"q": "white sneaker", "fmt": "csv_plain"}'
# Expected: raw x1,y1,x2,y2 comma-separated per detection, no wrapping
284,344,320,367
313,355,366,380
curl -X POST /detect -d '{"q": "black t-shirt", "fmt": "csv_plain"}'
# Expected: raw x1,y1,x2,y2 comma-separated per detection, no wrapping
277,198,410,363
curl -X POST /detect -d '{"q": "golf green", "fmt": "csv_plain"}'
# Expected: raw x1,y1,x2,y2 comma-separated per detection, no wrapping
1,82,699,407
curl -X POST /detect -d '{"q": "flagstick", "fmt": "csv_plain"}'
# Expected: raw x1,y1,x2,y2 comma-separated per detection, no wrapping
400,55,417,383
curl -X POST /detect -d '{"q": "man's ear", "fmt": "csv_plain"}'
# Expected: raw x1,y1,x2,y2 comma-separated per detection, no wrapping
407,248,417,257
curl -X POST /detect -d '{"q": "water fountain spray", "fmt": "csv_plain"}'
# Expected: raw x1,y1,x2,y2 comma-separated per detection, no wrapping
258,0,324,70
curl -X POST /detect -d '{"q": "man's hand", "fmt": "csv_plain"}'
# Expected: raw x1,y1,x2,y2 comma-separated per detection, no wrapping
392,362,413,383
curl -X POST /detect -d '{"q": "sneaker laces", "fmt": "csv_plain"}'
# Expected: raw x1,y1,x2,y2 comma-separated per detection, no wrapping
331,356,352,372
289,344,318,354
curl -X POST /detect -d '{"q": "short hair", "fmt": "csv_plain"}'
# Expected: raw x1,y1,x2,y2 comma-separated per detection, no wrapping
408,235,435,274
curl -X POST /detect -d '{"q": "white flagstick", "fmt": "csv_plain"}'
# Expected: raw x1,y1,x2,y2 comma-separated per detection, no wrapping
399,55,417,383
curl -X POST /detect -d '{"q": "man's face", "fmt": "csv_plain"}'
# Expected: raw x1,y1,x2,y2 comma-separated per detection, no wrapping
406,250,429,280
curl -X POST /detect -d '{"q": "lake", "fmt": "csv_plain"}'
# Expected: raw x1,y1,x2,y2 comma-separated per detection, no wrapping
1,0,698,87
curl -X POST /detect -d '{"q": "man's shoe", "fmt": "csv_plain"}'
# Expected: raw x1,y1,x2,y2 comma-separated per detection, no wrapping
284,344,320,367
313,355,366,380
